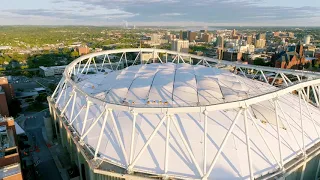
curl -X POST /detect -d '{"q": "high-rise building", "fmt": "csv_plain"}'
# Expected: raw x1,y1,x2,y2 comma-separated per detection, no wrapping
0,86,9,117
0,77,14,116
202,33,212,43
0,77,14,105
179,31,188,40
246,35,253,45
304,35,311,45
256,33,266,40
232,29,237,37
188,31,197,42
255,39,266,48
165,32,175,41
171,39,189,53
217,36,224,49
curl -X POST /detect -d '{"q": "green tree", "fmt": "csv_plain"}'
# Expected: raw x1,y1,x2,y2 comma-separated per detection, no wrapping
62,48,71,55
71,51,79,58
253,58,267,66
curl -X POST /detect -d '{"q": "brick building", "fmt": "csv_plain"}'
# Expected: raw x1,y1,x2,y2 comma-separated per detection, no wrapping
188,31,197,42
275,45,307,69
0,77,14,104
0,77,14,117
76,46,90,56
0,116,23,180
0,87,9,117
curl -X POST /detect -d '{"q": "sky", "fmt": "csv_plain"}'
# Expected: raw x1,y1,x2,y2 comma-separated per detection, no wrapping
0,0,319,26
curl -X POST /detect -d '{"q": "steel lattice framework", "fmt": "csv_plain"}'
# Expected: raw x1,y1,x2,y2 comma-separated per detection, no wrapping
49,48,320,180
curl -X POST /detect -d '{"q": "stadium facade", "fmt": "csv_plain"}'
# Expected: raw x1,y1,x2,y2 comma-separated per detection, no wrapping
48,48,320,180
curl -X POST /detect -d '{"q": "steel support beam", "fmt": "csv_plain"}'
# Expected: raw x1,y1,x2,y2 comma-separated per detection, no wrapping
129,112,137,165
271,73,279,86
274,100,284,169
312,85,320,106
203,110,208,174
94,110,109,160
202,109,243,179
109,109,129,167
244,109,254,180
128,115,167,170
260,70,268,84
164,115,171,174
80,109,106,140
276,101,304,155
81,100,91,136
60,92,74,116
171,115,203,177
116,52,124,70
247,109,282,168
299,91,306,157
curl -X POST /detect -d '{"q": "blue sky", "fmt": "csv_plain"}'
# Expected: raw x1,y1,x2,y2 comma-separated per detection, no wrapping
0,0,319,26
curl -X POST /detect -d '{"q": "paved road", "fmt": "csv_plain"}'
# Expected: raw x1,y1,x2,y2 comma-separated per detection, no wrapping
24,111,62,180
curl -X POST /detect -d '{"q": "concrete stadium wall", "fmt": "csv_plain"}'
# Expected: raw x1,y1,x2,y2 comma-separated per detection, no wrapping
49,100,126,180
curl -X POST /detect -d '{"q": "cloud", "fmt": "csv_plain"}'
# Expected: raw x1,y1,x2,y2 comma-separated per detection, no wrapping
160,13,185,16
2,1,138,23
5,8,137,20
0,0,319,25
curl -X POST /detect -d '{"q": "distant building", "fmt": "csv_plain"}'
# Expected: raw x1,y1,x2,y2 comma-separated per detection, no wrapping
0,87,9,117
304,45,316,57
274,32,280,37
202,33,212,43
217,36,224,49
179,31,188,40
288,32,295,38
200,30,207,33
232,29,237,37
239,45,255,54
151,34,160,44
255,39,266,48
165,32,176,41
304,35,311,45
0,116,23,180
76,46,90,56
275,45,306,69
39,66,66,77
171,39,189,53
256,33,266,40
246,35,253,45
188,32,197,42
0,77,14,105
220,51,242,61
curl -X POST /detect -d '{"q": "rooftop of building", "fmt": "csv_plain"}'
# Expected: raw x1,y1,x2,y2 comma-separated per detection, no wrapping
0,116,21,179
39,65,67,71
75,63,278,107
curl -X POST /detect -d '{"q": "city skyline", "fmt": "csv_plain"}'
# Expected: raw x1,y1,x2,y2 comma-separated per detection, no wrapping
0,0,320,26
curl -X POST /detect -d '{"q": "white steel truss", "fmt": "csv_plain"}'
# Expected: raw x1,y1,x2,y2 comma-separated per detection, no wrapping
50,48,320,180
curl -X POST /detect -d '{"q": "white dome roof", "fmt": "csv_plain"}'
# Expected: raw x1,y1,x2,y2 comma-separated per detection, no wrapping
76,63,277,107
55,63,320,179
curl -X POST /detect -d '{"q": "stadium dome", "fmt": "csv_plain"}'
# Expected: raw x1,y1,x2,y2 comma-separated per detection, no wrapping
49,48,320,180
